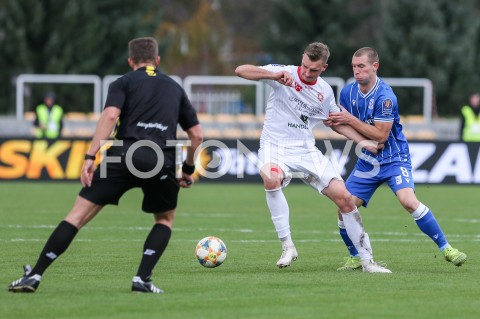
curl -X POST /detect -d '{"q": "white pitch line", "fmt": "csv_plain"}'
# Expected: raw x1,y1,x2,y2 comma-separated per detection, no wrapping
2,237,479,243
2,224,479,239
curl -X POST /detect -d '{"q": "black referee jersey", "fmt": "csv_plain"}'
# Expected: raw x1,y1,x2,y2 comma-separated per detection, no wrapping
105,66,199,165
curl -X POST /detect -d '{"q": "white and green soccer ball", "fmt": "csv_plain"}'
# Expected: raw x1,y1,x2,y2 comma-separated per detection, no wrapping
195,236,227,268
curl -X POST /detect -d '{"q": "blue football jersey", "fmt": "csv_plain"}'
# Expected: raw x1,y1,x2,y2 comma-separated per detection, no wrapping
339,77,411,167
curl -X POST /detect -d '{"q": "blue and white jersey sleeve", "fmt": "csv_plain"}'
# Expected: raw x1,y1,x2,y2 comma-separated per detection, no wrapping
373,90,396,123
339,84,352,113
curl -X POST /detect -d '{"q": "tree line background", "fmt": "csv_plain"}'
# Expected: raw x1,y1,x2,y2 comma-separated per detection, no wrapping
0,0,479,117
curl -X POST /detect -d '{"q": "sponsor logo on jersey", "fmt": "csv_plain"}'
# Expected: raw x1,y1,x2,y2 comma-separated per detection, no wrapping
270,64,285,67
137,121,168,131
288,97,324,117
287,122,308,129
382,99,393,115
300,114,309,124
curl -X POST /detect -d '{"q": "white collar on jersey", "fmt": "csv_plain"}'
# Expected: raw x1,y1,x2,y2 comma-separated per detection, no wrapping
358,76,380,98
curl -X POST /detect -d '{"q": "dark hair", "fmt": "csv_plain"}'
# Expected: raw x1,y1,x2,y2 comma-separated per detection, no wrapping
44,91,55,99
304,42,330,63
128,37,159,64
353,47,379,63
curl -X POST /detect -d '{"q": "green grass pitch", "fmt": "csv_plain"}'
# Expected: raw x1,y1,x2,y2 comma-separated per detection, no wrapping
0,182,479,319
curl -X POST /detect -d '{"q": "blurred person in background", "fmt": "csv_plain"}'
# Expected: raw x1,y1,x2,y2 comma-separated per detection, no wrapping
326,47,467,271
460,93,480,142
33,91,64,139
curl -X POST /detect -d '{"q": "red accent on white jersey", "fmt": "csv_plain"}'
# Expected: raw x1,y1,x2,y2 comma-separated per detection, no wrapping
259,64,339,149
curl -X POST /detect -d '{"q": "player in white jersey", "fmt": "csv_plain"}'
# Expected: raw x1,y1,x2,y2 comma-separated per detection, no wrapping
235,42,391,273
258,63,338,148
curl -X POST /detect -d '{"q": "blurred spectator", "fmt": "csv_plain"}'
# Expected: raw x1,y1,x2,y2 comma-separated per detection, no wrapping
460,93,480,142
34,92,64,139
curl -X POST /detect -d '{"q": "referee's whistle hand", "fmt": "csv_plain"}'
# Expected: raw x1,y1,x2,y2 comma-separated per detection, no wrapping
179,178,194,188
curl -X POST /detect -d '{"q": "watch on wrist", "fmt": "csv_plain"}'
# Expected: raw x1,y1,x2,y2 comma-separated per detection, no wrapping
84,154,96,161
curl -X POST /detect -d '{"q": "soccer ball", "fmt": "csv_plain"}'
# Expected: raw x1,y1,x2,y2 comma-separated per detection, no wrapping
195,236,227,268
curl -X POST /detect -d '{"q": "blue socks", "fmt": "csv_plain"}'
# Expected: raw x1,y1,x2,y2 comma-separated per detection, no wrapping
338,220,359,257
412,203,448,250
338,202,450,256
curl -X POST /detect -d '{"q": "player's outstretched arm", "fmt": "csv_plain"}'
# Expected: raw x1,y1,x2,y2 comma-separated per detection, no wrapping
235,65,293,86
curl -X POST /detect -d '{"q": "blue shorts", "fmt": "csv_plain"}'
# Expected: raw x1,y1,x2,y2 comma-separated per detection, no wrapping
345,160,414,207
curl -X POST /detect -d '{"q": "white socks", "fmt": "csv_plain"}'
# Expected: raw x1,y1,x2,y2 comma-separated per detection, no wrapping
341,209,373,261
266,188,291,240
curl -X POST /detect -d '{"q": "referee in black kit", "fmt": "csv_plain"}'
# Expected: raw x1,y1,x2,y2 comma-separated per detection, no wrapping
8,37,203,294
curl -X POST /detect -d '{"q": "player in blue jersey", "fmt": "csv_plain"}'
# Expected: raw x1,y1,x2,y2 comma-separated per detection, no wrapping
325,47,467,270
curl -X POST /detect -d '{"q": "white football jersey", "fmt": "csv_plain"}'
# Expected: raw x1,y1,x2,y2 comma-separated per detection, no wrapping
259,64,339,149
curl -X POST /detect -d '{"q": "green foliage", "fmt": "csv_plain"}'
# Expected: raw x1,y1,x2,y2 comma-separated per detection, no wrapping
156,0,231,77
0,183,479,319
1,0,479,117
379,0,480,115
0,0,162,113
260,0,480,116
260,0,381,78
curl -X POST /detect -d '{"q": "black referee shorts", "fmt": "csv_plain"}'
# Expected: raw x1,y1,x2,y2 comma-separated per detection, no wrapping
79,144,180,213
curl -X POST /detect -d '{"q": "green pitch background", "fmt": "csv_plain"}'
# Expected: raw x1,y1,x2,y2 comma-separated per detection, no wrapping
0,182,479,319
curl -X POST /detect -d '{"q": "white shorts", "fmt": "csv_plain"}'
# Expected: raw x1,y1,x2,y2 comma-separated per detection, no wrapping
258,144,342,193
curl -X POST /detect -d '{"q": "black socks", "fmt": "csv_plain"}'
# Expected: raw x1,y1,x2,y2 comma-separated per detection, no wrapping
136,223,172,281
31,220,79,276
29,220,172,281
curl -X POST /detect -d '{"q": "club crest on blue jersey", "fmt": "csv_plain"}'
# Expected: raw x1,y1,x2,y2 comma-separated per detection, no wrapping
368,99,374,110
382,99,393,115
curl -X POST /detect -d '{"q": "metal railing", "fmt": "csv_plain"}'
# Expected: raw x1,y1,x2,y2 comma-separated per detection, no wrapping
16,74,432,123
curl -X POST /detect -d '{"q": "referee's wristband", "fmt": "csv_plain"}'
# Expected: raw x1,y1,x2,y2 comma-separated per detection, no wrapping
84,154,96,161
182,161,195,175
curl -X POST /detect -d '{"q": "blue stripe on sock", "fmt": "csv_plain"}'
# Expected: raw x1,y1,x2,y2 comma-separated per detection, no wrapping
339,227,359,257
